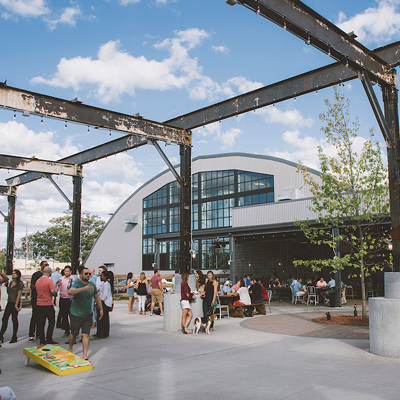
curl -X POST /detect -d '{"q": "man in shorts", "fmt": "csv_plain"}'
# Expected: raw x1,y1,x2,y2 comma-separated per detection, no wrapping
150,269,164,316
68,266,103,360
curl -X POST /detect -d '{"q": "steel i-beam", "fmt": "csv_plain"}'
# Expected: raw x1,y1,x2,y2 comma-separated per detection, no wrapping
7,134,148,187
0,83,191,145
236,0,395,86
166,42,400,129
0,154,81,177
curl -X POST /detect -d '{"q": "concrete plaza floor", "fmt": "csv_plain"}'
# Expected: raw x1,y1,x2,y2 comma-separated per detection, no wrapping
1,299,400,400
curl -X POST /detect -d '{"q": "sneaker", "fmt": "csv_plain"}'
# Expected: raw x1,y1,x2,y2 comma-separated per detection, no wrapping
150,313,153,316
46,340,59,345
160,313,164,316
28,337,35,342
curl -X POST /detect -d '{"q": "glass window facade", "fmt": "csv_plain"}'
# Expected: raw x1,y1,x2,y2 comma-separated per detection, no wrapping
142,169,274,270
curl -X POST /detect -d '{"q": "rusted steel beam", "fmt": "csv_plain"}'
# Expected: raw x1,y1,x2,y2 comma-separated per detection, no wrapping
0,185,16,196
383,85,400,272
166,42,400,130
7,134,147,186
0,154,81,177
0,83,191,145
237,0,395,86
5,193,15,275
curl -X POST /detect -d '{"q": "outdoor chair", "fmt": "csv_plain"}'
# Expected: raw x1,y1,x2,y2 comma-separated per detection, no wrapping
366,283,374,299
215,294,229,319
346,284,357,299
306,286,318,305
290,286,305,304
266,290,272,313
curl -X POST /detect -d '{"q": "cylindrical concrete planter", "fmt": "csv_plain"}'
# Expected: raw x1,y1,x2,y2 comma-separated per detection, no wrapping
369,297,400,358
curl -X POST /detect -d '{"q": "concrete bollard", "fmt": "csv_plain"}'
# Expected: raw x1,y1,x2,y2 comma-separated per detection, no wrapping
369,272,400,357
163,274,202,332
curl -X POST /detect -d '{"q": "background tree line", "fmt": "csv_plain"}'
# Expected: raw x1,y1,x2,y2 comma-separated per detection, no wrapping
21,211,105,263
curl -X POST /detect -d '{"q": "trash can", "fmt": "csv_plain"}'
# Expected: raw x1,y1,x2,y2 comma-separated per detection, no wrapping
329,290,335,308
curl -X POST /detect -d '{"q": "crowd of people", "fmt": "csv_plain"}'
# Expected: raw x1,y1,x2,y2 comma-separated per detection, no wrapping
0,262,115,362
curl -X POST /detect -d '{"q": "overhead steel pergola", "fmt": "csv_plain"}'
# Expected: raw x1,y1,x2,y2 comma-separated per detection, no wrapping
0,0,399,275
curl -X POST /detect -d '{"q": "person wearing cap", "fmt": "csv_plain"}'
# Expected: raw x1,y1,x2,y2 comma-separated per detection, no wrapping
221,280,233,295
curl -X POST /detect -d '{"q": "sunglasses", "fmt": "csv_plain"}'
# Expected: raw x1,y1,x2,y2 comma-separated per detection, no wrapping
83,272,90,275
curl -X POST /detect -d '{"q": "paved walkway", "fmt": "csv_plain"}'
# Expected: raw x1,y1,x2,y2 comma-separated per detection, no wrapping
242,311,369,339
1,299,399,400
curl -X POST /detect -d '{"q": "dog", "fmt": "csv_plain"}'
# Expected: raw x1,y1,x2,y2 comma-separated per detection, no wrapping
193,314,218,335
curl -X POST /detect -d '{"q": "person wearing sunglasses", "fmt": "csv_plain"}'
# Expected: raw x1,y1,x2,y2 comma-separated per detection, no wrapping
68,266,103,361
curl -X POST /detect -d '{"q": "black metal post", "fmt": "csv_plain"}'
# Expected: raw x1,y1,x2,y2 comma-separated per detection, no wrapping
179,145,191,274
383,83,400,272
5,192,16,275
71,175,82,273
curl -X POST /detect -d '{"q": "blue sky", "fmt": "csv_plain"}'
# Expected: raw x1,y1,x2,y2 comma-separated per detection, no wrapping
0,0,399,251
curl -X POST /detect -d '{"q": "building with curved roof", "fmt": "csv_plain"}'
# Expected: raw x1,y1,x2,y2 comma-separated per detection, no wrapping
86,153,326,279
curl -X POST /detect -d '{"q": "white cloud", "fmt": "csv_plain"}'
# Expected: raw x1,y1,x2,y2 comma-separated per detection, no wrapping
45,6,81,30
267,130,380,171
0,120,145,247
119,0,140,5
31,29,263,104
198,122,243,150
257,106,314,128
0,0,50,18
212,45,229,54
0,120,75,159
337,1,400,44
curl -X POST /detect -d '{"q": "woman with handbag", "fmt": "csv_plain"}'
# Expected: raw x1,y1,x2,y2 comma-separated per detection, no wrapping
93,270,114,340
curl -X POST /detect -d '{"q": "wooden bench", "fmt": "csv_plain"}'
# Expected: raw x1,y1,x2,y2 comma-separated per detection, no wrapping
231,302,266,318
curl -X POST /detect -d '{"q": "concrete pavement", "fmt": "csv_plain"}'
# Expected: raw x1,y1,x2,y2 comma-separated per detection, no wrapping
1,300,399,400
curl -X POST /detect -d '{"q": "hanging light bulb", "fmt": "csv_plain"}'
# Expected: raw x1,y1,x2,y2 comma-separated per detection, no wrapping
87,126,90,133
41,117,43,124
294,92,297,102
13,111,16,119
65,121,67,129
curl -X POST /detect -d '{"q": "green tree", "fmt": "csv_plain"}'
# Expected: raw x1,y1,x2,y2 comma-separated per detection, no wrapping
0,251,5,272
294,87,390,319
22,211,105,263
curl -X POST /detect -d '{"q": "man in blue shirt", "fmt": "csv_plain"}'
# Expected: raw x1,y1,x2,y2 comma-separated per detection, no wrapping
222,280,233,295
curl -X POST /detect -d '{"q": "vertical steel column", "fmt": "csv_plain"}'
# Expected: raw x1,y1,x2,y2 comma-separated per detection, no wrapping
179,144,191,274
383,83,400,272
229,234,235,283
5,191,16,275
71,175,82,273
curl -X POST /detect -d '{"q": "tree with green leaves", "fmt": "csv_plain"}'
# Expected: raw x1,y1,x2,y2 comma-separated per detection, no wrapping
22,211,105,263
0,251,5,272
294,87,390,319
